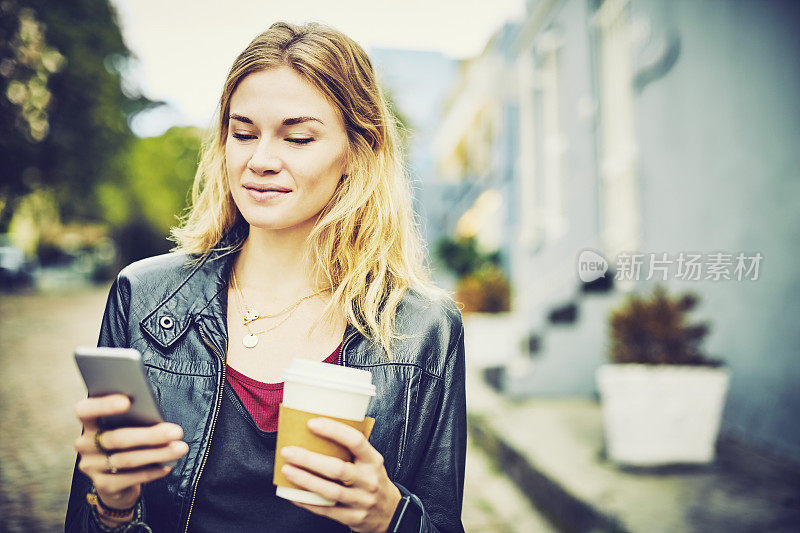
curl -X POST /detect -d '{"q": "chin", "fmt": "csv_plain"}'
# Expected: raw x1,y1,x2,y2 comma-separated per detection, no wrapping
233,194,325,233
237,209,312,232
239,213,291,230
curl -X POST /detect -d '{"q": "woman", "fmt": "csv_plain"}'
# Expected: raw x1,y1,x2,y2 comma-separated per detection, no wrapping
65,21,466,533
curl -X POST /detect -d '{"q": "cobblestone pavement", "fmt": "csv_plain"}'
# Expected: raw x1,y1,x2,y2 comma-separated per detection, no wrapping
0,286,555,532
0,286,103,532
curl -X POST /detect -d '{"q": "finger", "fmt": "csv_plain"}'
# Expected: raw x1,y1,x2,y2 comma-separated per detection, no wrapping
75,395,131,431
93,423,184,451
281,464,369,507
280,446,363,488
74,431,118,456
307,418,381,464
82,441,188,473
74,433,97,455
93,465,172,496
291,500,368,526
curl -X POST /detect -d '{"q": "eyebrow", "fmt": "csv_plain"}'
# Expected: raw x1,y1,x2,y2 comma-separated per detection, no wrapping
228,113,324,126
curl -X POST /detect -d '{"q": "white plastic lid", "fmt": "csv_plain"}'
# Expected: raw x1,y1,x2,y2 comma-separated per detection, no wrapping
282,358,376,397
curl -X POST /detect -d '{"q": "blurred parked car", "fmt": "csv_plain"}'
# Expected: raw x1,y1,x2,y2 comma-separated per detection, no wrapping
0,244,34,288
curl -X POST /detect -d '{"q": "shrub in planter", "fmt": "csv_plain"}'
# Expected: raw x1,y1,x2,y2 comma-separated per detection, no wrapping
608,287,719,366
596,286,730,466
455,264,511,313
435,235,501,278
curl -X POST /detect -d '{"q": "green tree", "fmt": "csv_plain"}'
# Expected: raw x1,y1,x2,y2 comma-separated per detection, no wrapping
98,126,201,265
0,0,162,230
434,235,501,278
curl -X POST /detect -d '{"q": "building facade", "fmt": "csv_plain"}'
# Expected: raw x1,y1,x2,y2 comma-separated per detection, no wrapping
432,0,800,462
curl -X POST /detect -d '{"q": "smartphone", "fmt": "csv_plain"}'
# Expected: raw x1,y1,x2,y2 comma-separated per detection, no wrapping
74,346,179,467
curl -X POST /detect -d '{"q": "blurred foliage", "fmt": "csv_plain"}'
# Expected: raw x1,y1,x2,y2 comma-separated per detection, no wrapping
455,263,511,313
0,0,163,231
608,285,721,366
6,187,58,255
127,127,200,235
435,235,509,313
435,234,501,278
99,126,200,234
101,126,201,265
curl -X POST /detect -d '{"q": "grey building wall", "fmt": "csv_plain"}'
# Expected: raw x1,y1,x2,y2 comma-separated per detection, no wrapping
505,0,616,399
632,0,800,461
434,0,799,461
507,0,800,462
517,0,602,321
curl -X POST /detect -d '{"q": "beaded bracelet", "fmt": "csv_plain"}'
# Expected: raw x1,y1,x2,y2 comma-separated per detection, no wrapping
86,491,137,518
86,487,152,533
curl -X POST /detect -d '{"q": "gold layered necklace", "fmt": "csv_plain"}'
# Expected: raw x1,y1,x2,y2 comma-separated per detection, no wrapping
230,268,329,348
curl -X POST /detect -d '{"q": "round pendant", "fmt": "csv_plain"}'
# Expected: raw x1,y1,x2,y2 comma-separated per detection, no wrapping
243,333,259,348
244,310,259,323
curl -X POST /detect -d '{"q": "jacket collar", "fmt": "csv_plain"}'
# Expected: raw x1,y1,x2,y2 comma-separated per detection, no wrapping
140,222,247,351
139,221,363,355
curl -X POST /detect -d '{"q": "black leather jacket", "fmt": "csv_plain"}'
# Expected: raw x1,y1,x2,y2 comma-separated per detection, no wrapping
65,232,467,533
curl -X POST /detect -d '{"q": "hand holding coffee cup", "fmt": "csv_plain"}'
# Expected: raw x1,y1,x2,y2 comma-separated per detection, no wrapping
275,359,401,532
281,417,403,533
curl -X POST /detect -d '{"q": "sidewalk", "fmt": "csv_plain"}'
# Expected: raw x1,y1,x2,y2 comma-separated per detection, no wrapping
465,367,800,533
462,435,558,532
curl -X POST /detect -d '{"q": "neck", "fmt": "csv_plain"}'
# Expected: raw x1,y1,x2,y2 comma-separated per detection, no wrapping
233,223,326,302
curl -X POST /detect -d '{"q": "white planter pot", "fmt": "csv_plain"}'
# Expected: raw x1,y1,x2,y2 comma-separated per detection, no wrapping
596,364,730,466
462,312,523,369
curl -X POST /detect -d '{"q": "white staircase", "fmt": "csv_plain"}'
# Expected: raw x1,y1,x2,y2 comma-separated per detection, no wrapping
504,291,625,398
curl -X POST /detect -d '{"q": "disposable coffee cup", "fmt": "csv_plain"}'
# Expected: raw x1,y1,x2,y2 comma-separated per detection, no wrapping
274,358,377,506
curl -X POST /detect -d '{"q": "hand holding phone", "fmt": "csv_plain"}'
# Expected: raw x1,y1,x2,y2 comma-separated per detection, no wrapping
75,347,168,430
72,347,189,519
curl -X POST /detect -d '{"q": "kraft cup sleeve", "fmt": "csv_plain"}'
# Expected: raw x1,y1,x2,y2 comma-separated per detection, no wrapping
274,404,376,489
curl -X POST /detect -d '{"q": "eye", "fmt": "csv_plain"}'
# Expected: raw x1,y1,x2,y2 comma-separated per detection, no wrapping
232,132,256,141
286,137,314,145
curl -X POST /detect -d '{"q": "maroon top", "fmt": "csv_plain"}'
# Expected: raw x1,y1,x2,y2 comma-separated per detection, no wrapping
226,342,343,432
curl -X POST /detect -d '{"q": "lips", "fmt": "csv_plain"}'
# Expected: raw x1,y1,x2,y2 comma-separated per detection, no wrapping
243,182,292,193
243,183,291,203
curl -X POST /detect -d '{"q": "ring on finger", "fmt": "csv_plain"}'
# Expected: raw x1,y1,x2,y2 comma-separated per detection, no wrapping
94,430,112,455
104,454,118,475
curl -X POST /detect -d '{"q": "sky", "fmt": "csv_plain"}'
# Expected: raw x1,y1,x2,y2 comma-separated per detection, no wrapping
110,0,527,137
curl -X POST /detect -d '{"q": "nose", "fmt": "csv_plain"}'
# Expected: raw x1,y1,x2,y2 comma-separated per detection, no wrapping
247,139,282,175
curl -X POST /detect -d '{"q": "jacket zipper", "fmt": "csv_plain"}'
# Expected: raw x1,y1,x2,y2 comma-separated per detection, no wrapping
340,328,358,533
340,329,357,368
182,323,357,532
183,319,226,533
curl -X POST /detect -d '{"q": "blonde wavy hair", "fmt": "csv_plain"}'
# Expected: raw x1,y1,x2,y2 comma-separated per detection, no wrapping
170,21,451,360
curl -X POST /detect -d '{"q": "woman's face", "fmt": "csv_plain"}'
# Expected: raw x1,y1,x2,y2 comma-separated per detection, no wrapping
225,66,349,232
